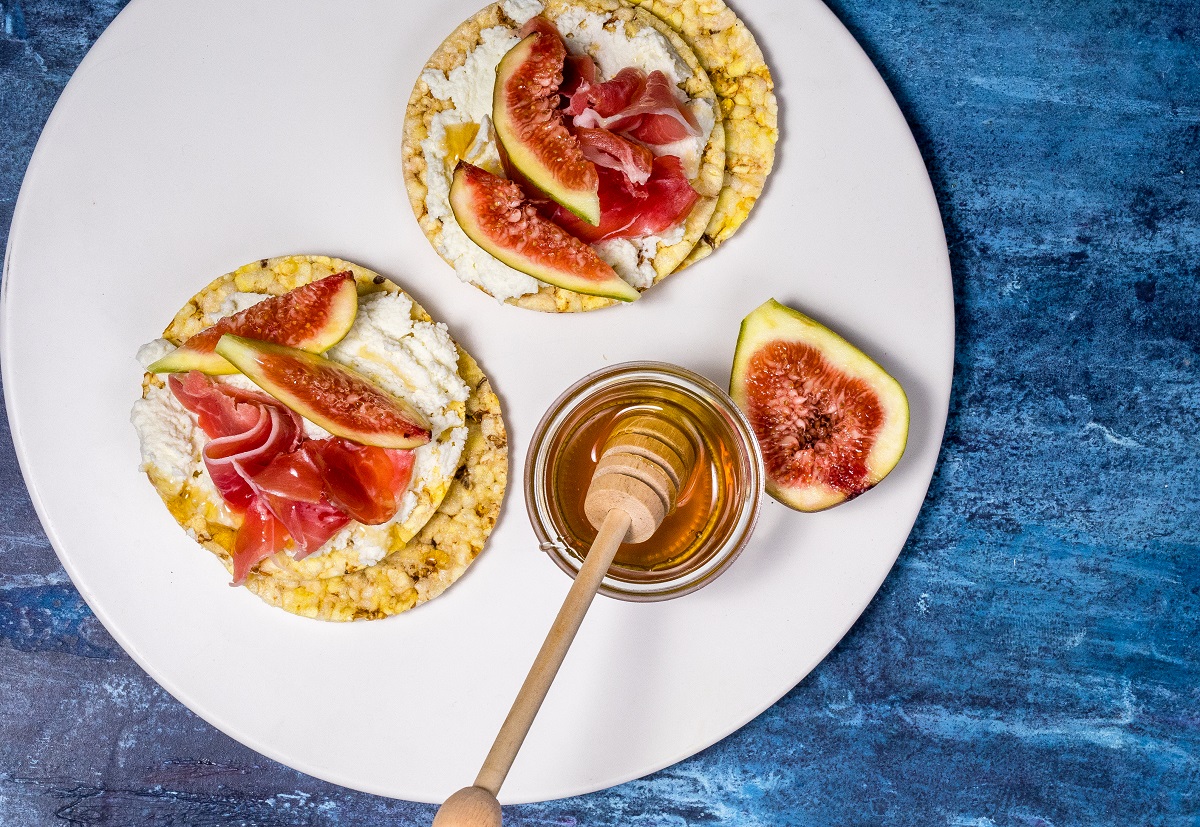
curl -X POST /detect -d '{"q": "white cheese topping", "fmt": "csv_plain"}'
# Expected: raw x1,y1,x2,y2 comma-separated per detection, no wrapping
501,0,544,25
327,292,469,436
420,5,711,302
136,338,176,369
131,291,470,567
131,382,206,485
220,291,271,317
421,25,521,125
592,223,686,289
552,7,689,87
421,27,543,304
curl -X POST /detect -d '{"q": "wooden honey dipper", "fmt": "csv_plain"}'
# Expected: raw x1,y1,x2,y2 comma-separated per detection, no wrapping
433,413,695,827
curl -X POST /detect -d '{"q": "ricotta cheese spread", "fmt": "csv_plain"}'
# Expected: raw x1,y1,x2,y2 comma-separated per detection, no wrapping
592,223,686,289
131,291,469,567
552,6,688,86
420,1,713,303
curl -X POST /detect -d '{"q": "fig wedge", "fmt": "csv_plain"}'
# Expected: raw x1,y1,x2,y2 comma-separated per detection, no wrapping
215,335,431,450
493,27,600,225
730,299,909,511
450,162,638,302
148,272,358,375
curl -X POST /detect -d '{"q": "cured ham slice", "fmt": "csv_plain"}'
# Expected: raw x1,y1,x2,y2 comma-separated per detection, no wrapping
311,438,416,526
255,496,350,563
207,407,300,510
574,128,654,186
170,371,300,441
251,447,326,503
565,67,645,120
232,499,287,585
169,371,418,581
560,53,596,100
170,373,303,510
621,71,702,145
249,448,350,561
545,163,643,242
631,155,701,236
548,154,699,243
568,69,700,147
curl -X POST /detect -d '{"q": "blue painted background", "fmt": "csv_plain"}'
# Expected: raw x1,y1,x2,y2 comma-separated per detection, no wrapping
2,0,1197,824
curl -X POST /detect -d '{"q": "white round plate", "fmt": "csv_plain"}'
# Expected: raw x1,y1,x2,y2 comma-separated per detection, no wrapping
2,0,952,805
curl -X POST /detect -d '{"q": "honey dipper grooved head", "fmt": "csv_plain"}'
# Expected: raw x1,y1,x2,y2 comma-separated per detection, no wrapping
584,412,697,544
593,452,676,512
601,432,687,488
609,414,696,468
584,473,666,544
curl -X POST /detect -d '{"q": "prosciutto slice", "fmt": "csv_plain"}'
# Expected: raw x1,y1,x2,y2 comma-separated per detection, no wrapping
170,373,302,510
311,438,416,526
254,496,349,563
231,499,288,585
170,371,300,442
251,446,326,503
548,154,699,243
628,155,700,237
560,53,596,100
568,69,701,147
168,372,423,581
574,128,654,186
248,448,350,561
208,407,300,510
565,67,645,120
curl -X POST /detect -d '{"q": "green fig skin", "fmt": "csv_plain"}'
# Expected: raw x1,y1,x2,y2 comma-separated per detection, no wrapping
214,335,431,450
730,299,910,512
147,346,241,376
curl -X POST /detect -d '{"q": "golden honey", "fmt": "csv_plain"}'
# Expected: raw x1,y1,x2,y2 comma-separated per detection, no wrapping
526,363,763,601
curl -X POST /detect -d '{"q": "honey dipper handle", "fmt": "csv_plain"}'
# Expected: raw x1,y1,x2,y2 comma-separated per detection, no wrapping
474,507,633,796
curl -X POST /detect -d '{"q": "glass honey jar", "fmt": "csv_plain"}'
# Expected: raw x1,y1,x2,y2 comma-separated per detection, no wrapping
525,362,763,601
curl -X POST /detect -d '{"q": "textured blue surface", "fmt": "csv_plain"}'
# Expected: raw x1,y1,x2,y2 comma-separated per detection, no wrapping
2,0,1198,824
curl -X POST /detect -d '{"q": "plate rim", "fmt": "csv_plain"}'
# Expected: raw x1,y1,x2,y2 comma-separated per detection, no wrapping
0,0,954,804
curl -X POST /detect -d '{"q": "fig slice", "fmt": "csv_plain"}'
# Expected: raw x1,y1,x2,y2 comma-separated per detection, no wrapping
214,335,432,450
148,272,358,375
730,299,909,511
449,162,639,302
493,27,600,225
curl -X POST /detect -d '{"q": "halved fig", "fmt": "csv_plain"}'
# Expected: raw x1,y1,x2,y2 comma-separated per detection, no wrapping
493,26,600,225
730,299,909,511
148,272,358,375
449,162,638,302
214,335,432,450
